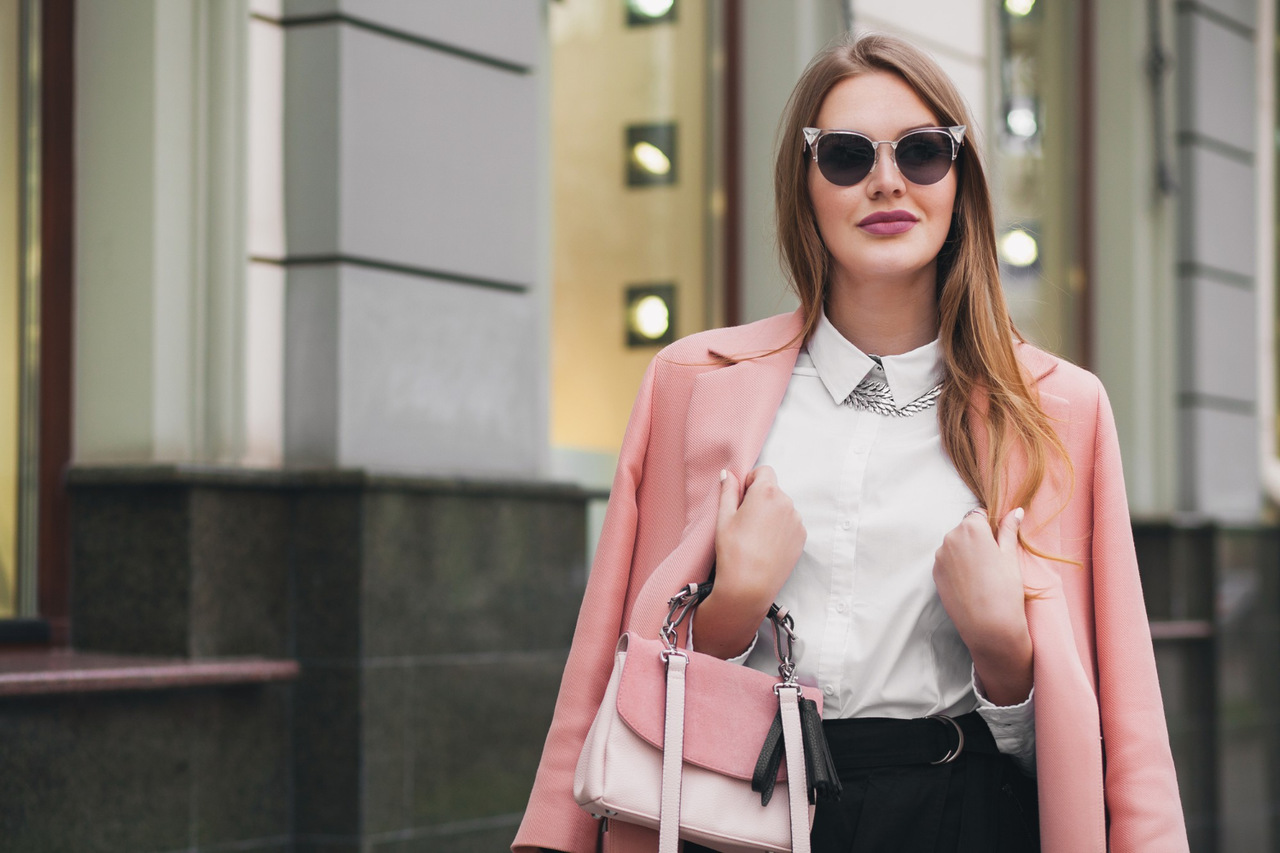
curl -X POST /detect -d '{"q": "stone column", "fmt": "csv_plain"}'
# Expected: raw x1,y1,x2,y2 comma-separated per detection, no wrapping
281,1,549,477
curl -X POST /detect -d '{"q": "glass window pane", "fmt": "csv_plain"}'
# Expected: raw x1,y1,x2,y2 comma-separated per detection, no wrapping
0,0,19,618
994,0,1086,363
549,0,716,476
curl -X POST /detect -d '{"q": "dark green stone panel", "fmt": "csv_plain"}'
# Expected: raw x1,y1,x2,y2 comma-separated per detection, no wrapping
192,684,293,847
361,491,586,658
362,663,413,835
294,664,362,837
0,692,193,853
294,489,364,661
190,489,293,658
408,653,565,826
70,485,192,656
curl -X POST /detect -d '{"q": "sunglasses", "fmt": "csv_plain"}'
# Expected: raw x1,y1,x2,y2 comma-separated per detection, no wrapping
802,125,966,187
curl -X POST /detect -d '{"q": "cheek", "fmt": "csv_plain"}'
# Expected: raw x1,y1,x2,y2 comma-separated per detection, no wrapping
925,183,958,239
807,182,849,236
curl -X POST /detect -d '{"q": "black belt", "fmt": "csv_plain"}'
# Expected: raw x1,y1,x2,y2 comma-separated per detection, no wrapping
821,710,1000,771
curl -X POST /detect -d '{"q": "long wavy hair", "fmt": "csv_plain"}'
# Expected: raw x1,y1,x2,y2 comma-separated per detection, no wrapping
775,32,1070,526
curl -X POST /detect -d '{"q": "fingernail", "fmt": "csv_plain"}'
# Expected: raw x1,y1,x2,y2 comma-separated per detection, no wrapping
720,468,728,483
1013,507,1025,523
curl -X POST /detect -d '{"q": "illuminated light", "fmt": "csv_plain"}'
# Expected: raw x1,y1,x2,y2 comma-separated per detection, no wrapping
631,295,671,340
631,141,672,176
1005,0,1035,16
999,229,1039,267
1006,107,1038,139
629,0,676,18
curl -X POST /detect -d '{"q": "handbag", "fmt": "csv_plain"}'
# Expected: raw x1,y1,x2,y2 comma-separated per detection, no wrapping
573,582,840,853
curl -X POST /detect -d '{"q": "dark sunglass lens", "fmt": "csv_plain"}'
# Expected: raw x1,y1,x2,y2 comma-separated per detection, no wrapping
895,132,953,185
815,134,874,186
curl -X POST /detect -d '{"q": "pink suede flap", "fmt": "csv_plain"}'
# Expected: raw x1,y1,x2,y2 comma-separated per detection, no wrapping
615,632,823,782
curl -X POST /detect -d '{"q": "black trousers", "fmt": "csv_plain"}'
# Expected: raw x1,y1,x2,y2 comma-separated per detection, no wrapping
688,713,1039,853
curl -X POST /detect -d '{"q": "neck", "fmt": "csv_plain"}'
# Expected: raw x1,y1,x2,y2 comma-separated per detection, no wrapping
824,271,939,356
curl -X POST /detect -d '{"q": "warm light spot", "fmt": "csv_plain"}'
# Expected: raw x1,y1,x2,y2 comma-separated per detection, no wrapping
631,141,672,176
1005,0,1035,16
629,0,675,18
1006,107,1038,139
631,295,671,340
999,229,1039,267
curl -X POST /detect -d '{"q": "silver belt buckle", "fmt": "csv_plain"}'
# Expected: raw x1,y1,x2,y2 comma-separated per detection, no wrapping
926,714,966,764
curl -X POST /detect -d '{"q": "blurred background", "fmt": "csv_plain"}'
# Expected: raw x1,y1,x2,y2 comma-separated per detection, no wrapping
0,0,1274,850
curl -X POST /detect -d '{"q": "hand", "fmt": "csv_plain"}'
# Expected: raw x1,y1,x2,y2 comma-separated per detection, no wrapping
932,507,1032,706
695,467,806,659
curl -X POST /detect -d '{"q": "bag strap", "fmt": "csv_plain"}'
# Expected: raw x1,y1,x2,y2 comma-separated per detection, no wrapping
778,685,811,853
658,650,688,853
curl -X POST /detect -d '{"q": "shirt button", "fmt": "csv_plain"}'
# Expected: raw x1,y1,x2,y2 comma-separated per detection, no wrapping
840,519,852,530
835,601,847,614
823,685,835,696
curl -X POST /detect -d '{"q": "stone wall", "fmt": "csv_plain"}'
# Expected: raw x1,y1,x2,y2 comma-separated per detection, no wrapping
0,467,591,853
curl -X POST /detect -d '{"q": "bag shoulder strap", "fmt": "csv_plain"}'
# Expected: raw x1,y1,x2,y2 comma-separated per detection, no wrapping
658,651,687,853
778,686,811,853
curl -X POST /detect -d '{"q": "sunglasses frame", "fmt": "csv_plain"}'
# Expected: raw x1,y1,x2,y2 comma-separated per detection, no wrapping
802,125,967,187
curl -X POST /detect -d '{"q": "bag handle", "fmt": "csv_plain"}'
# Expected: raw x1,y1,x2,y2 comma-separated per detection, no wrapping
661,581,798,686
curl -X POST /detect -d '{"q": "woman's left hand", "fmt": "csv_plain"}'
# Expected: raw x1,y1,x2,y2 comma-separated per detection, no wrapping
932,507,1033,706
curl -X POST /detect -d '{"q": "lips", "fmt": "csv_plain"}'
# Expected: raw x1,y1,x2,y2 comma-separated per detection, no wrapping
858,209,918,236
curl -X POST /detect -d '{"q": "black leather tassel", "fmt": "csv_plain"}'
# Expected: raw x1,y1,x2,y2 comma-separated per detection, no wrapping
799,698,842,803
751,707,785,806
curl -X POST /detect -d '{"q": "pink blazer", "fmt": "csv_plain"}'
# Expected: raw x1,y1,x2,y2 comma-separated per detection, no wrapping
514,310,1189,853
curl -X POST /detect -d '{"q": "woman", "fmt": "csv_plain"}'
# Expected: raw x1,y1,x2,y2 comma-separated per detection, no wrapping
515,33,1187,853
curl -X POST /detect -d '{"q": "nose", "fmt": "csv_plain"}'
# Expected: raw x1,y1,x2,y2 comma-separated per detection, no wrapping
863,141,906,198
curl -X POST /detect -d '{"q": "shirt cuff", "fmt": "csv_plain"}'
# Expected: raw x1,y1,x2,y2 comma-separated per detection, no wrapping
687,612,757,663
971,666,1037,777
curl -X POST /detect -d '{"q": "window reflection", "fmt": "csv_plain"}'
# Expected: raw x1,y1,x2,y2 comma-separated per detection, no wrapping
0,0,19,618
995,0,1085,363
550,0,713,469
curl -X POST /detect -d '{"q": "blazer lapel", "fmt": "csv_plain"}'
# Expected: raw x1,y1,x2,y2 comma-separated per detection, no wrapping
679,351,800,523
627,312,803,636
990,347,1107,840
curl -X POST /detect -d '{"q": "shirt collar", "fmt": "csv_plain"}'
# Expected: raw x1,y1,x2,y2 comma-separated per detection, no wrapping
808,310,944,409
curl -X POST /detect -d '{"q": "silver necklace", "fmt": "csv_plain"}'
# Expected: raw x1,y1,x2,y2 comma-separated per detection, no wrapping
843,361,943,417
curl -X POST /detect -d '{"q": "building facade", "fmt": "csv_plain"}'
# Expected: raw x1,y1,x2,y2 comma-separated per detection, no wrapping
0,0,1277,851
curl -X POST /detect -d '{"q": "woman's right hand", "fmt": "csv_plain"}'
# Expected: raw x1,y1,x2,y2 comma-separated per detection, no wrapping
695,466,806,659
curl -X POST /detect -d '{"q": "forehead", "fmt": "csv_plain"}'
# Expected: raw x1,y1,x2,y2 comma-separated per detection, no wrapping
814,71,940,137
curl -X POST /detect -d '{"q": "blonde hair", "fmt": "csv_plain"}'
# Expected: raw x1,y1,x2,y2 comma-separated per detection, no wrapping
775,32,1070,526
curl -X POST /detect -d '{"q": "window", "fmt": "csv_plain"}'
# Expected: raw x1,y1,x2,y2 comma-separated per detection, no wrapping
0,0,73,637
0,0,24,618
548,0,724,483
993,0,1089,364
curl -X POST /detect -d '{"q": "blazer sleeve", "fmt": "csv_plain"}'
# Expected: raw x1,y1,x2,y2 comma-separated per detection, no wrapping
512,358,660,853
1089,378,1190,851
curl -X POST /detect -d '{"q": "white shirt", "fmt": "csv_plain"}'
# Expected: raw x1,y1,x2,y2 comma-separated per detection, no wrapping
723,311,1034,771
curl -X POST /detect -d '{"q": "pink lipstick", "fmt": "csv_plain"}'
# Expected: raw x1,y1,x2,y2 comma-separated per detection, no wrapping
858,210,918,235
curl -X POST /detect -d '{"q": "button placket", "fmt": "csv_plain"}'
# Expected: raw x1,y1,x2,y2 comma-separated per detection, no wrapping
817,410,878,712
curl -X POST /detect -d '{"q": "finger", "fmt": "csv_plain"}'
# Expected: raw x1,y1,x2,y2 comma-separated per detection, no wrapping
744,465,777,493
717,468,740,530
997,506,1025,551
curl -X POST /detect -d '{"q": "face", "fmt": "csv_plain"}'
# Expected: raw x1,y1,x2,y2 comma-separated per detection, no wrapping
807,71,957,296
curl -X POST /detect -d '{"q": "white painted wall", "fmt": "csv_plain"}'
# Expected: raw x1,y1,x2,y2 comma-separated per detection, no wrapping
280,0,548,475
1172,0,1261,518
851,0,989,124
75,0,250,466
